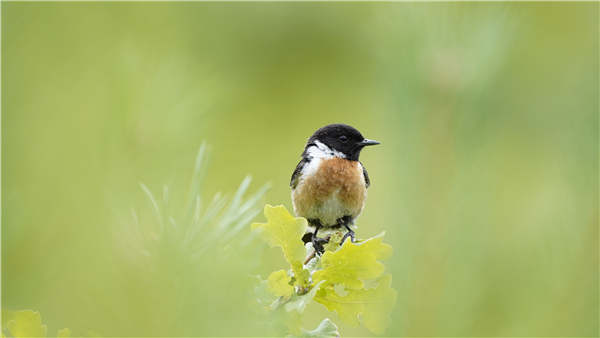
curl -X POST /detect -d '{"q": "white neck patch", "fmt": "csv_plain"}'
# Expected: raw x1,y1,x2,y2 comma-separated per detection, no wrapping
306,140,347,159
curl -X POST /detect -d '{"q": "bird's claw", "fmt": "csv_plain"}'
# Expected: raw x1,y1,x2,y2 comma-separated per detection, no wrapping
340,228,355,246
312,236,329,256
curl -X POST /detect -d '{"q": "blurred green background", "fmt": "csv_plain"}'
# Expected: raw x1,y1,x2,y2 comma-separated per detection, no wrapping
2,2,598,337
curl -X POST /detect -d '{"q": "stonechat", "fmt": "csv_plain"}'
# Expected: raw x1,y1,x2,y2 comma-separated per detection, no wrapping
290,124,380,254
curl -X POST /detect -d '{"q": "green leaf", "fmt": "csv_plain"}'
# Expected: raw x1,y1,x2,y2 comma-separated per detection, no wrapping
285,281,324,314
57,329,70,338
313,232,392,290
314,275,397,335
251,205,309,287
266,270,295,297
296,319,339,338
1,310,15,331
7,310,48,338
321,231,345,253
281,310,303,336
250,275,277,314
272,308,303,337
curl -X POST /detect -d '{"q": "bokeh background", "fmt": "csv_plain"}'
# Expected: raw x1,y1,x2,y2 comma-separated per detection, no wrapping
2,2,598,337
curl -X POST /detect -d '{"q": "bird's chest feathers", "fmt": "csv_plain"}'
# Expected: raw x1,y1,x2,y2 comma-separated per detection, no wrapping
293,157,367,225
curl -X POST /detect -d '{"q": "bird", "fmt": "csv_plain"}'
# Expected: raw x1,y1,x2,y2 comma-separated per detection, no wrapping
290,123,380,255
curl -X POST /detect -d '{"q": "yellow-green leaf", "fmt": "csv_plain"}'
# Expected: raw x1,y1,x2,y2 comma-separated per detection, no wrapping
57,328,70,338
321,231,345,253
7,310,48,338
284,281,324,314
1,310,15,331
251,205,309,287
296,318,339,338
266,270,295,297
313,232,392,290
314,274,397,335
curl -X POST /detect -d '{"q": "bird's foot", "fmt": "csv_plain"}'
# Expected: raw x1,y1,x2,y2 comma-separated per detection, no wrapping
340,228,355,246
312,235,329,256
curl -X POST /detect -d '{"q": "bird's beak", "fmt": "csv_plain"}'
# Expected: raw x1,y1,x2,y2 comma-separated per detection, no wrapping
361,139,381,146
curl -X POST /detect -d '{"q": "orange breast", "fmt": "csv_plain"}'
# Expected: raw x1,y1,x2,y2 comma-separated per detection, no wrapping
292,158,367,226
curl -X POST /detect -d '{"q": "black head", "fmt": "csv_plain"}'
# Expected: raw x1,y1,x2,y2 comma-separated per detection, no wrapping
303,123,380,161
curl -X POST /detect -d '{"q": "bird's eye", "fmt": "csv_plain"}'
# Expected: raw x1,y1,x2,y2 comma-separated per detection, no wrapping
339,136,348,143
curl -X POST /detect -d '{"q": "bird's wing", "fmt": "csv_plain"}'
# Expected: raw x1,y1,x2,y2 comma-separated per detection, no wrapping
360,161,371,188
290,157,310,189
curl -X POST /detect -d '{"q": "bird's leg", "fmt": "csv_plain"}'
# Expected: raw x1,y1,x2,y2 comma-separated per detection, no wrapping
312,226,329,255
340,225,355,246
340,216,355,246
306,219,329,255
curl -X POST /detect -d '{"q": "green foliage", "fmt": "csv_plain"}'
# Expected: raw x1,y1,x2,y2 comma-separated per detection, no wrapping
56,329,70,338
7,311,47,338
266,270,295,298
272,309,303,337
0,145,270,338
314,275,396,335
295,319,339,338
128,144,270,270
1,311,15,332
251,205,397,336
313,233,392,290
285,281,325,315
1,310,71,338
252,205,310,288
114,144,270,336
